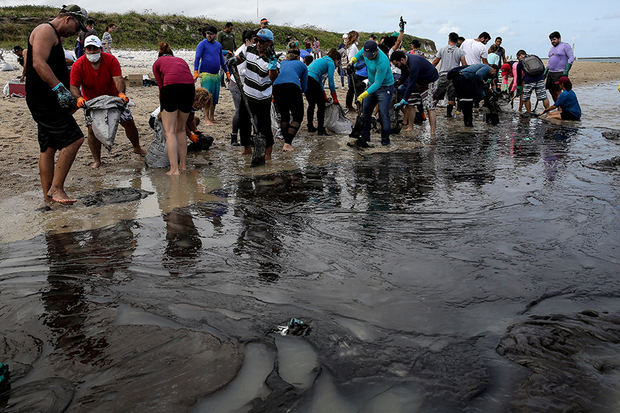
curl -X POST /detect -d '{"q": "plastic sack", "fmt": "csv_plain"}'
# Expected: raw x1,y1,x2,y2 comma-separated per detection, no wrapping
145,110,172,168
271,102,283,140
84,95,126,151
324,103,353,135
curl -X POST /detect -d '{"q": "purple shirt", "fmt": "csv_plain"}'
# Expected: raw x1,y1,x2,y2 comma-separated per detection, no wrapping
547,42,575,72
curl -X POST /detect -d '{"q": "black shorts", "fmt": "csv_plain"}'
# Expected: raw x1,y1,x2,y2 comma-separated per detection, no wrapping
545,71,563,93
561,110,580,121
160,84,195,113
27,96,83,153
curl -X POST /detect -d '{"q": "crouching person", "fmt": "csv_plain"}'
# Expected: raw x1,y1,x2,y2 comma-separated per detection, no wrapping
70,35,145,168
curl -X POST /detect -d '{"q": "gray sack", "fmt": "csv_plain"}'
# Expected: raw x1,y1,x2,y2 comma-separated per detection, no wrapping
84,95,126,151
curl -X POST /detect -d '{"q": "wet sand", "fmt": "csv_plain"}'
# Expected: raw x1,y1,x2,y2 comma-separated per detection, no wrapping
0,51,618,243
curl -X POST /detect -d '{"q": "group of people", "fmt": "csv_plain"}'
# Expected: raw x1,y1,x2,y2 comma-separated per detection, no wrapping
22,4,584,206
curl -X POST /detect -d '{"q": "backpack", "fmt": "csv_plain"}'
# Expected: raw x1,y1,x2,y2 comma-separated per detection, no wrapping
522,55,544,77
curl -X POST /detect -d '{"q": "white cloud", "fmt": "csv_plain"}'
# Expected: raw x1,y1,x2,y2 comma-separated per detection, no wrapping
438,23,460,35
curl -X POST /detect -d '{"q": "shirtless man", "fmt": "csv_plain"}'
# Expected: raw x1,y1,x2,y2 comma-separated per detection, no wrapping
25,4,87,205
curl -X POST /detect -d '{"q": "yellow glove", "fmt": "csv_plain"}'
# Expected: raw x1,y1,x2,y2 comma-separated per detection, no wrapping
350,57,358,65
118,92,129,103
357,90,369,103
193,70,200,80
76,96,86,108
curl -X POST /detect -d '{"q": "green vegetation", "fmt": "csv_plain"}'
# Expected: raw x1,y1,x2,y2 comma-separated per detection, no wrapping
0,6,436,52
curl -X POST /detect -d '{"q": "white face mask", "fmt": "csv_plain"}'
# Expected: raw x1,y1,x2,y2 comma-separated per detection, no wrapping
86,53,101,63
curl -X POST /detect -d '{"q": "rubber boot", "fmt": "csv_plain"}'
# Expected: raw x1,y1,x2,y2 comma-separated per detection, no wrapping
307,124,317,133
446,104,453,118
461,101,474,127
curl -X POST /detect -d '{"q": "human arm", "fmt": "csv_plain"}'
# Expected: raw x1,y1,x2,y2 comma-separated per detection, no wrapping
539,104,557,116
20,52,27,81
152,59,163,90
392,30,404,52
365,57,391,95
431,56,440,67
327,60,337,92
194,41,203,74
481,57,488,65
474,65,490,83
460,56,467,66
300,65,308,93
219,44,229,73
30,24,64,88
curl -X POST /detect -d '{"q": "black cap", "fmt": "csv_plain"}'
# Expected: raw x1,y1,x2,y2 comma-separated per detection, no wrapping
363,40,378,58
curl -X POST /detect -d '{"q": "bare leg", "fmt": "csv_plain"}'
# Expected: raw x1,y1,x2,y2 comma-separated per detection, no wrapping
546,110,562,119
542,99,550,110
39,148,56,204
525,100,532,113
427,109,436,135
265,145,272,161
405,106,416,131
161,109,181,175
87,126,102,168
121,119,145,155
175,111,190,171
46,137,85,204
203,107,214,126
208,105,217,124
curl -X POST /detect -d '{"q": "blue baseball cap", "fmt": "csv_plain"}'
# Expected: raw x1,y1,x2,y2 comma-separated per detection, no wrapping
363,40,378,58
256,28,274,41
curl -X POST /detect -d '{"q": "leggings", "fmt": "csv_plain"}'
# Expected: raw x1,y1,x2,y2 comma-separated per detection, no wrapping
346,74,367,107
273,83,304,144
305,77,326,130
239,98,274,148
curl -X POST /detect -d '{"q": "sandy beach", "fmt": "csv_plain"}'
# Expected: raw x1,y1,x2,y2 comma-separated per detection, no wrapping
0,49,618,240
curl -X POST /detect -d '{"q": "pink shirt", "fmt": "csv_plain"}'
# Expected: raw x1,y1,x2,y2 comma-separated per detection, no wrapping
152,55,194,90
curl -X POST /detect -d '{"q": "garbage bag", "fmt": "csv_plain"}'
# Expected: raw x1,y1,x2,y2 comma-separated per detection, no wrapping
145,110,173,168
324,103,353,135
84,95,126,151
271,102,283,140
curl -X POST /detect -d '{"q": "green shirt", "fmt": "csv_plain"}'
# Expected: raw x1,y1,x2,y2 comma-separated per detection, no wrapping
217,31,236,53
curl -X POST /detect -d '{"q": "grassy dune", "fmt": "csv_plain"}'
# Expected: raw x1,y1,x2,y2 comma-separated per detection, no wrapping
0,6,436,52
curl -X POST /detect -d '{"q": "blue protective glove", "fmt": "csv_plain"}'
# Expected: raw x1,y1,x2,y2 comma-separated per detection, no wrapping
268,56,278,71
393,98,407,110
52,82,76,110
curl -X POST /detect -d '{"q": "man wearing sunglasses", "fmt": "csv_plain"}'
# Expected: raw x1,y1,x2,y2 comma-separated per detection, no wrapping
25,4,88,205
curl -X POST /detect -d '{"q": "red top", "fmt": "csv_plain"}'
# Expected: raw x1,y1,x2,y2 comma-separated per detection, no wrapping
152,55,194,90
70,53,122,100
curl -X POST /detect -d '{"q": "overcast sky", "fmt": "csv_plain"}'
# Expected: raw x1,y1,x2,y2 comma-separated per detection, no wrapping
4,0,620,57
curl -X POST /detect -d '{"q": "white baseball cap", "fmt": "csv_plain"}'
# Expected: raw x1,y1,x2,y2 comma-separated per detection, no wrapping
84,35,102,48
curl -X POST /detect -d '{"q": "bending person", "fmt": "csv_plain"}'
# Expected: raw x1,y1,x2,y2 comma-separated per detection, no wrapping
305,48,341,135
273,47,308,151
539,76,580,121
153,42,196,175
349,40,395,146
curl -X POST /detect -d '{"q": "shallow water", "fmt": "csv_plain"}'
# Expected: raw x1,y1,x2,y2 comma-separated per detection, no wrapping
1,106,620,411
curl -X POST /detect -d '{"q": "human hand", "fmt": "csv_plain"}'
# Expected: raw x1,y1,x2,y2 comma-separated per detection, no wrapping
118,92,129,103
268,56,278,71
52,82,76,110
357,90,369,103
193,70,200,80
393,98,407,110
76,96,86,108
331,91,339,105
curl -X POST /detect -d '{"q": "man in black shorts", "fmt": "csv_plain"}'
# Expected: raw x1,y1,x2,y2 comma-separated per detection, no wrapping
26,4,87,205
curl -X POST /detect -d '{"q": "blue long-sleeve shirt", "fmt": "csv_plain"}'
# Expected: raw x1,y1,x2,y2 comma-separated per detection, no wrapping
307,56,337,92
354,49,394,94
194,39,228,75
461,64,492,84
273,59,309,92
401,53,439,100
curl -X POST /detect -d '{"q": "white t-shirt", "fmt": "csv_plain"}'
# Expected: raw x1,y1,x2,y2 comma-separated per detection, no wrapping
347,43,359,61
461,39,487,65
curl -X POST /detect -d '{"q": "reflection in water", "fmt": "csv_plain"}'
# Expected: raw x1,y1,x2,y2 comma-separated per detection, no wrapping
42,222,136,363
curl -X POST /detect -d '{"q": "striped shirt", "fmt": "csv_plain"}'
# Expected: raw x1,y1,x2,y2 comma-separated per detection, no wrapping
243,45,279,102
